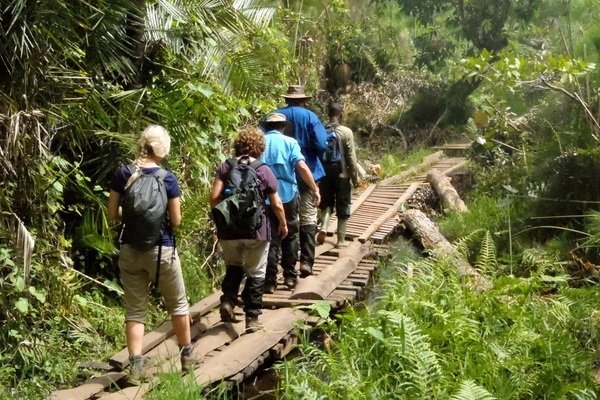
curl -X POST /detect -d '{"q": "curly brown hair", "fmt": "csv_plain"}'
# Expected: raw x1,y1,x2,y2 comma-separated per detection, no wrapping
233,126,265,157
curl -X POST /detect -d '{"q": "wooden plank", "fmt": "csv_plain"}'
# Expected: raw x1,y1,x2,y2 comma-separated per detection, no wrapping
93,384,150,399
194,308,308,385
291,241,371,300
326,184,377,234
109,291,221,369
358,183,419,243
47,372,126,400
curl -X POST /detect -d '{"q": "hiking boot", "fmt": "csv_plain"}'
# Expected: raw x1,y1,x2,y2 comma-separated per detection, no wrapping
316,229,327,245
284,276,297,289
129,354,151,382
219,300,235,322
263,282,276,294
299,262,312,278
245,316,263,333
180,344,201,373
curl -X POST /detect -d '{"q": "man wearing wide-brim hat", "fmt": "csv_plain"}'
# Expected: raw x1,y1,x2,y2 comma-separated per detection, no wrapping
274,85,328,279
260,112,321,292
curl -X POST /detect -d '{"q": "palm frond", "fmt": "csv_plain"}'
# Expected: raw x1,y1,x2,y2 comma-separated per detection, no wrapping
1,212,35,284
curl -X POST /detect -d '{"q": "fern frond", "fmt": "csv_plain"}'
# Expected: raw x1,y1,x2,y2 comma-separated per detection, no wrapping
455,229,485,258
475,230,497,273
451,380,496,400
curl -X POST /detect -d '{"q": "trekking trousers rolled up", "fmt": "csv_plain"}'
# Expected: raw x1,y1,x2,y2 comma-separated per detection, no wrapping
299,187,318,268
317,207,332,244
300,223,317,268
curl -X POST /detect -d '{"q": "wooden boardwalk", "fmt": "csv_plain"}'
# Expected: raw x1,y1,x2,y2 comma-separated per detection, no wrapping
48,145,470,400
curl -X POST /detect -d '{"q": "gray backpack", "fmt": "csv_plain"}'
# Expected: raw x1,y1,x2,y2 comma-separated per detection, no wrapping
121,164,169,251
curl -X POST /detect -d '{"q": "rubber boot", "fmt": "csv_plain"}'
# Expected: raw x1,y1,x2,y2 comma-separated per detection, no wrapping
316,207,331,244
336,218,349,248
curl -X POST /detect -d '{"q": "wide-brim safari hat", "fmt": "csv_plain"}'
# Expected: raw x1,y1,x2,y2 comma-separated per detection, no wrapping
260,112,293,133
282,85,312,99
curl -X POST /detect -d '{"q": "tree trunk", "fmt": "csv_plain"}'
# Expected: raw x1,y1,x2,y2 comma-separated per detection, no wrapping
402,209,491,292
427,170,468,213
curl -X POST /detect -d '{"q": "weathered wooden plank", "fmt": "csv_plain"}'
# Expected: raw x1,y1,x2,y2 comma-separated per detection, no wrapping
93,384,150,399
358,183,419,243
326,184,377,234
109,291,222,369
47,372,127,400
194,309,308,385
291,241,371,300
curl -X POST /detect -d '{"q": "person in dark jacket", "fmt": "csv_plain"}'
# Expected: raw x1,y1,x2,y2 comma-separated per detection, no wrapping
275,85,327,279
317,103,360,247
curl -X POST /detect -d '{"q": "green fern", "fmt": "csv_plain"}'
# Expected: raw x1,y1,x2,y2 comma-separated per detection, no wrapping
475,230,497,274
379,310,442,398
451,380,496,400
455,229,485,258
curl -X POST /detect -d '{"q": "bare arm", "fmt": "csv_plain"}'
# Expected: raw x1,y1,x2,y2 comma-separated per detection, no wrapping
107,190,121,222
209,177,224,208
295,160,321,206
168,197,182,229
268,191,288,239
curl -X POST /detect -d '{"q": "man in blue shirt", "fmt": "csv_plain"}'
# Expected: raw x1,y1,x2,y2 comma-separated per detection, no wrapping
275,85,328,278
261,112,320,292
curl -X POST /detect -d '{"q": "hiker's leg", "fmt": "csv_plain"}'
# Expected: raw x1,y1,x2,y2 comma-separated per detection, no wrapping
119,245,151,355
281,196,300,280
241,240,269,317
299,187,318,270
218,240,246,304
158,247,192,346
317,173,334,245
335,177,352,247
265,206,281,287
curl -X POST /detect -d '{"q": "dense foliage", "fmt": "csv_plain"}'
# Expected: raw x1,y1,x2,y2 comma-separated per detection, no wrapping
1,0,600,397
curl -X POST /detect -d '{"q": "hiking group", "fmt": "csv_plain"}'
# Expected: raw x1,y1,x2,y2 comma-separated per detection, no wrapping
107,84,359,380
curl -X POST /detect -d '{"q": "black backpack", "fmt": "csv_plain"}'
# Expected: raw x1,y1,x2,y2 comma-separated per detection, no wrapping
121,165,169,251
322,124,343,167
212,156,265,239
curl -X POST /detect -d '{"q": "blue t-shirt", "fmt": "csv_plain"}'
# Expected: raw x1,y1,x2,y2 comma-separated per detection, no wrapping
261,130,305,203
110,165,181,247
275,105,328,183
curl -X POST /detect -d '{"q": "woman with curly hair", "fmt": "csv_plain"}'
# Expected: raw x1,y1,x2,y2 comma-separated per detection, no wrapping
210,126,287,333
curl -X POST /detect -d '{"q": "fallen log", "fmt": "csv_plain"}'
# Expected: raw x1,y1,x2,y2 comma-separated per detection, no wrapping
402,209,491,292
427,169,468,213
291,241,371,300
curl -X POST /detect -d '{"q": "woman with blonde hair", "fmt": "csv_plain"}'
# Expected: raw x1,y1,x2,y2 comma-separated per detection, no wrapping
107,124,198,380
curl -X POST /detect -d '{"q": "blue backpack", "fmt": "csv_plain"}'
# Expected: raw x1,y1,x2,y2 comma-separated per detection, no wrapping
322,124,343,166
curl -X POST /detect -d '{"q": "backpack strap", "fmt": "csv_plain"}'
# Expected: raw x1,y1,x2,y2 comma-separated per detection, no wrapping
249,159,264,170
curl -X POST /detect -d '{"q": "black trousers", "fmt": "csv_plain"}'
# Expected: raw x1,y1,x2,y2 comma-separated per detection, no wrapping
266,195,300,284
221,265,264,318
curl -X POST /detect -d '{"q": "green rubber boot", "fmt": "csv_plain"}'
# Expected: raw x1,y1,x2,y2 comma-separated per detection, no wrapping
336,218,349,248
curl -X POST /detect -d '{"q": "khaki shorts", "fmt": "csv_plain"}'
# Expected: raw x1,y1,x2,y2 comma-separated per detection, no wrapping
218,239,269,279
119,245,189,323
